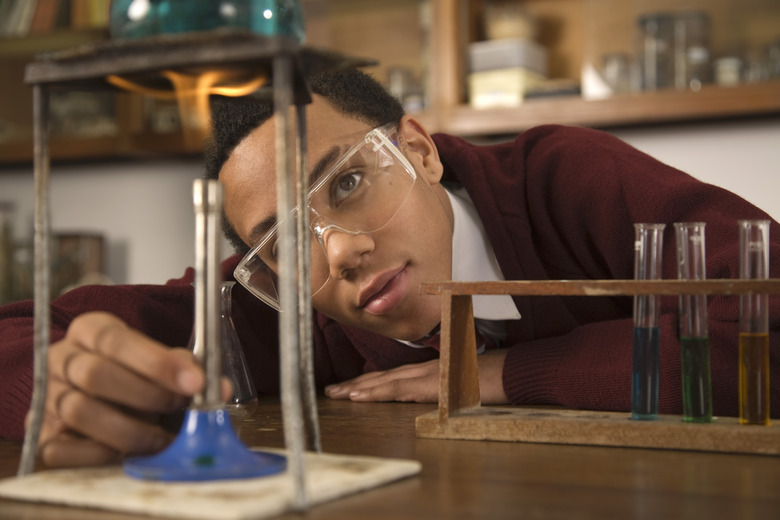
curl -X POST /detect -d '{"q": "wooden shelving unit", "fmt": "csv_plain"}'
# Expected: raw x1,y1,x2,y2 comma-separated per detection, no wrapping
440,79,780,136
0,27,108,57
422,0,780,136
1,0,779,163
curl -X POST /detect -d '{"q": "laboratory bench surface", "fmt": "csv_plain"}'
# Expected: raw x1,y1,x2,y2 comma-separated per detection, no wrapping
1,397,778,520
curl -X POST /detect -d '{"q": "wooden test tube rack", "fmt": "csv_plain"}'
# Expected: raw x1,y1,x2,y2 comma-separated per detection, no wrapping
414,279,780,456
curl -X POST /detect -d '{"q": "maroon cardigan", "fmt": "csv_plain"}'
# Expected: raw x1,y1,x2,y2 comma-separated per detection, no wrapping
2,125,778,441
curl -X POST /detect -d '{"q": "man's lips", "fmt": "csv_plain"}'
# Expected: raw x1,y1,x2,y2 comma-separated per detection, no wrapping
358,265,409,315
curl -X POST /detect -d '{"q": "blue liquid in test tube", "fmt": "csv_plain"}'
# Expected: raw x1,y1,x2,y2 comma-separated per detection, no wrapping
632,325,660,419
632,223,665,420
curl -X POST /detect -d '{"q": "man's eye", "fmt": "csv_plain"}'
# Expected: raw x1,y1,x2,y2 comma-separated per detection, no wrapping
332,171,363,205
260,239,279,264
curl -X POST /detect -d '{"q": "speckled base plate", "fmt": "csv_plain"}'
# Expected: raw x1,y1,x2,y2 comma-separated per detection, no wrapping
0,449,421,520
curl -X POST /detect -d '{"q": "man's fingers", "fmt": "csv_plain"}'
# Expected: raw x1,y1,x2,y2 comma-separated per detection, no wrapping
49,345,191,414
39,433,122,468
55,387,173,456
35,406,122,468
33,408,67,450
325,360,440,403
347,376,435,403
66,312,204,396
325,360,438,399
222,377,234,403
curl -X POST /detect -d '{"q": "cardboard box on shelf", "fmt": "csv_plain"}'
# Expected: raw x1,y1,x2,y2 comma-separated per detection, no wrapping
468,38,548,76
468,38,548,108
468,67,546,109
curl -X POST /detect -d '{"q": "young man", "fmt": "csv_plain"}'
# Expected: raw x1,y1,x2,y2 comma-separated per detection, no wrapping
0,69,778,468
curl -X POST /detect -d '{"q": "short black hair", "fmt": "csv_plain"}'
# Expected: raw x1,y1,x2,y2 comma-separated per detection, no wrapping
203,67,405,253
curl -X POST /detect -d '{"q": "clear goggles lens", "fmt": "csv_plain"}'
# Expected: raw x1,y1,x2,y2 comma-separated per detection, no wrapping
234,125,417,310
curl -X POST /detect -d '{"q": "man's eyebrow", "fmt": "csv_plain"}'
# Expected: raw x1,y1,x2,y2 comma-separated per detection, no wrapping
309,145,342,187
248,215,277,248
247,145,344,247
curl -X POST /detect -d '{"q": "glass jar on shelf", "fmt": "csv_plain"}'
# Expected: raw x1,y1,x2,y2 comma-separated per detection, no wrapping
673,10,711,90
637,12,675,91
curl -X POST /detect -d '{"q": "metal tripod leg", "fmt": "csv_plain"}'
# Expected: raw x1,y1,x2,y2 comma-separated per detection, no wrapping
18,84,50,477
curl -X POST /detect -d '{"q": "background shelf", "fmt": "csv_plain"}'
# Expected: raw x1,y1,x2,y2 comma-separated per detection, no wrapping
1,0,779,163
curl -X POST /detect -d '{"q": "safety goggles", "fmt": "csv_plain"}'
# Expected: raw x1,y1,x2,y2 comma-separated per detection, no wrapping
234,124,418,310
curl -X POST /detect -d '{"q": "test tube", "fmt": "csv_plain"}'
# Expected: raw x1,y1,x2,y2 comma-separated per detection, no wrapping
674,222,712,422
738,220,771,426
632,223,665,420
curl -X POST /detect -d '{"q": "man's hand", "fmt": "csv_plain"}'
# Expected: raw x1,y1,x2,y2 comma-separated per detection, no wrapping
324,348,509,405
32,312,208,468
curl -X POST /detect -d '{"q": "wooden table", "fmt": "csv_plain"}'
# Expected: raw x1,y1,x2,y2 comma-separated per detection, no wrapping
1,397,779,519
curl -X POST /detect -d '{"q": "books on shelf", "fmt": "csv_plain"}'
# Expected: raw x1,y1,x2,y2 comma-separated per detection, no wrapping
70,0,109,30
29,0,63,34
0,0,109,37
0,0,37,37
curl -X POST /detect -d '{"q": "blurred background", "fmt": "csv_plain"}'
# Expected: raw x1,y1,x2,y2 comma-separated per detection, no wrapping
0,0,778,304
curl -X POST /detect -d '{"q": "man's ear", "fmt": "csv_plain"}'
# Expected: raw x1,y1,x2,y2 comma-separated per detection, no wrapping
398,115,444,184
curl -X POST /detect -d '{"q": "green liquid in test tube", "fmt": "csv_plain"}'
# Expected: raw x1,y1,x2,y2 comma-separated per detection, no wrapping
632,223,665,420
738,220,771,426
674,222,712,423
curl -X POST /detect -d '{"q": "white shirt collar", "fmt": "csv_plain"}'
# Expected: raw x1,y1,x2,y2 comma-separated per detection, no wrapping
446,186,521,321
396,185,520,350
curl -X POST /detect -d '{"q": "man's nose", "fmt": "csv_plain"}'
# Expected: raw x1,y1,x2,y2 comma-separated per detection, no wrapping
318,227,375,280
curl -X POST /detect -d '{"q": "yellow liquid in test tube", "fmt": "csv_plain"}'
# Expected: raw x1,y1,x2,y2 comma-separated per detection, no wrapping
739,332,771,425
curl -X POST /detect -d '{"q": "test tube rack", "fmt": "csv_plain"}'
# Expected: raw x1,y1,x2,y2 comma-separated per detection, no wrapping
415,279,780,456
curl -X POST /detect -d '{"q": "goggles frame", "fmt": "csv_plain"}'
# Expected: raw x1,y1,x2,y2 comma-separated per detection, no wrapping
234,123,417,310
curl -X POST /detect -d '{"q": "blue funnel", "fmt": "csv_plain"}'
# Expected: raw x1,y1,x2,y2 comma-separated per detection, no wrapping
123,407,286,481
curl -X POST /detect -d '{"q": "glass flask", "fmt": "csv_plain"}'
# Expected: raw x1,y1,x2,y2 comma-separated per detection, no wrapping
109,0,305,42
188,281,258,419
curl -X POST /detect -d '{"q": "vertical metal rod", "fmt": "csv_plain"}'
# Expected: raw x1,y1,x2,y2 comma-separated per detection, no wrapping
295,104,321,453
274,52,307,511
204,182,223,407
191,179,223,408
18,84,50,477
191,181,207,408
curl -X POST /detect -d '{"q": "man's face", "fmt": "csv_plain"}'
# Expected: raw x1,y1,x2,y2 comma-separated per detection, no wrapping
221,96,453,341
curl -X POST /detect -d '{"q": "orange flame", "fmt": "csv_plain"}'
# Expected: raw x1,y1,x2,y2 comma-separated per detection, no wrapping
106,70,268,149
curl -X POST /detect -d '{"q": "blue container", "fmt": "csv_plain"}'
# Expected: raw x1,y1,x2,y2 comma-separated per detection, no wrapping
123,408,286,481
109,0,305,42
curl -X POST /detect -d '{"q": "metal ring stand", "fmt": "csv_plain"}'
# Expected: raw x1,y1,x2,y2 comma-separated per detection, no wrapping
16,32,370,512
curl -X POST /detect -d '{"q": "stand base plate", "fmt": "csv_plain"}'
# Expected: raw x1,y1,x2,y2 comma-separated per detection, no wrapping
0,449,421,520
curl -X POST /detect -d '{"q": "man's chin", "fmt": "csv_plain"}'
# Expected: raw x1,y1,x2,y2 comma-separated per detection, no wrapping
315,303,440,342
